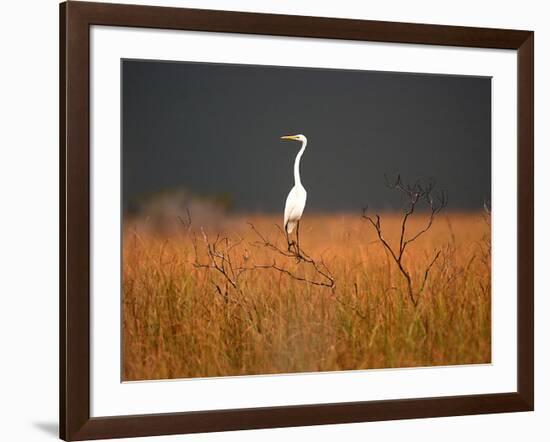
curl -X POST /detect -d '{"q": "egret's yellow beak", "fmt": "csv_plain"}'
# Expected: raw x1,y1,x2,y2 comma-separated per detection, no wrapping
281,135,300,141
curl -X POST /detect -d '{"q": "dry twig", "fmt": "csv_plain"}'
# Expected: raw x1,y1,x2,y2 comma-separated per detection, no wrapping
248,223,335,289
362,174,447,306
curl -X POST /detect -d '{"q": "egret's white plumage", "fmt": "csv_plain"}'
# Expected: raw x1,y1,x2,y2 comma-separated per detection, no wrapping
281,134,308,237
284,185,307,234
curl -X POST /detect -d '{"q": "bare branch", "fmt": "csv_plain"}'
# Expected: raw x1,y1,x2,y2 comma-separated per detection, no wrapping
418,250,442,295
363,175,446,306
248,260,334,288
247,222,336,289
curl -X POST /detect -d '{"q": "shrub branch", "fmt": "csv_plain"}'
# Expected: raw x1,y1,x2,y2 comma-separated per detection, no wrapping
363,174,447,306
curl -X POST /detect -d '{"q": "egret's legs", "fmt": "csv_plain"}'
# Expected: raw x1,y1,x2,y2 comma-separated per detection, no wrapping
296,221,301,256
285,223,293,252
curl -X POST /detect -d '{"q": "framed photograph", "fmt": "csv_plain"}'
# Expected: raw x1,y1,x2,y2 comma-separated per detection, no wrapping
60,1,533,440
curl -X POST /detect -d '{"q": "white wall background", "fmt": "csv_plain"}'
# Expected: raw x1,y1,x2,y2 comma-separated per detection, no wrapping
0,0,546,441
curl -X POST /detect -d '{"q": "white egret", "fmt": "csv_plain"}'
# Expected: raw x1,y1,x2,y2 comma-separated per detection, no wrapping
280,134,308,253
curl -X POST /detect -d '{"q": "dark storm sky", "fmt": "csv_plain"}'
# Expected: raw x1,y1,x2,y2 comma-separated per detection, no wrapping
122,59,491,212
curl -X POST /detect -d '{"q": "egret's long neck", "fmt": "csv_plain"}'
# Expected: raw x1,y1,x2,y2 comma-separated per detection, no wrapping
293,139,307,186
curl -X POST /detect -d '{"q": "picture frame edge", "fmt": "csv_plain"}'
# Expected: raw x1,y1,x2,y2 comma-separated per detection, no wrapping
59,2,535,440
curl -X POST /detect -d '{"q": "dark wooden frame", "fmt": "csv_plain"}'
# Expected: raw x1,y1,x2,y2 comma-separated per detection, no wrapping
60,1,534,440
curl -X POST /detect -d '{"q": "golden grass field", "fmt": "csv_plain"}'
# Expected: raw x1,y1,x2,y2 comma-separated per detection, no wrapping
123,212,491,381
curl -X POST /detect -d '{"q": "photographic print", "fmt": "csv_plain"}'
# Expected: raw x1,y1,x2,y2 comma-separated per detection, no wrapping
122,59,491,381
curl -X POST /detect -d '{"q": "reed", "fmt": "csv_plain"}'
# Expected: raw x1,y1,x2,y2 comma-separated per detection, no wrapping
123,212,491,381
